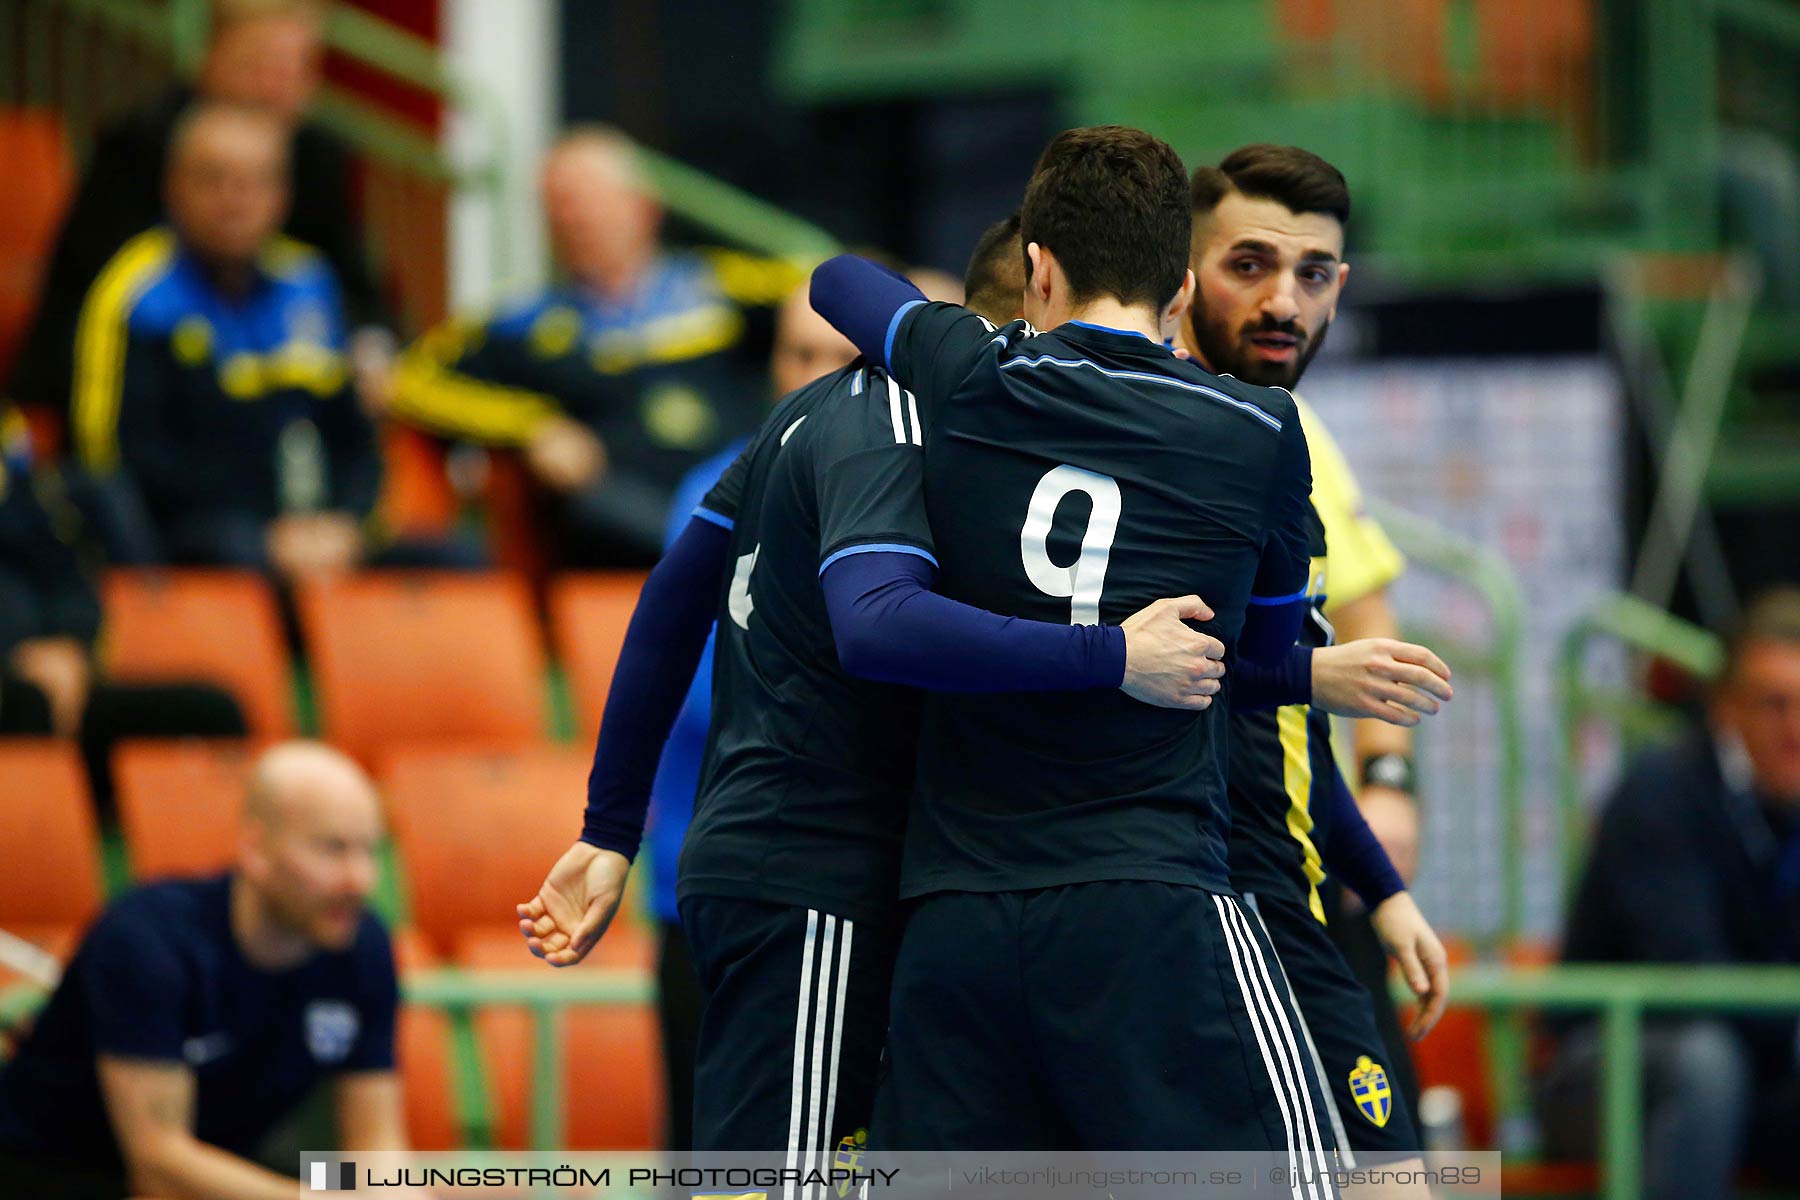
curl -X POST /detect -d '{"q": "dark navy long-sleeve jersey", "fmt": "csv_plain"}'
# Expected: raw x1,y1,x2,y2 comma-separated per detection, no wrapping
879,301,1315,900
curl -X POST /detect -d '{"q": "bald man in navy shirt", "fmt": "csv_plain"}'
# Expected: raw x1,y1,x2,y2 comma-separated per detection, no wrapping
0,743,412,1200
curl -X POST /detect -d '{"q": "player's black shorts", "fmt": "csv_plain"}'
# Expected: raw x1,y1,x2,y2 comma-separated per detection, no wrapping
1243,890,1421,1163
874,881,1340,1168
679,894,896,1159
0,1148,125,1200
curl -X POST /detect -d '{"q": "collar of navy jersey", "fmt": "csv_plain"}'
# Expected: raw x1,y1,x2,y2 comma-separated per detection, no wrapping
1066,319,1157,343
991,324,1283,431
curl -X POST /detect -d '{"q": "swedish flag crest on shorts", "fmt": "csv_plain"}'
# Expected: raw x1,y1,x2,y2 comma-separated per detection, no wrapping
1348,1055,1392,1127
834,1128,868,1196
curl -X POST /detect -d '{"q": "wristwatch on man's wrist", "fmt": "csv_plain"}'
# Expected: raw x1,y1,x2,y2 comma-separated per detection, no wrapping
1361,752,1416,796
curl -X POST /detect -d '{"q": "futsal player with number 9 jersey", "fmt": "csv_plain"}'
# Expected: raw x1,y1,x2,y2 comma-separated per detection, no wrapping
812,127,1339,1176
532,260,1236,1169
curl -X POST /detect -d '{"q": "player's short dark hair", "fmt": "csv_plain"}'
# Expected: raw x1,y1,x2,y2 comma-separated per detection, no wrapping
1723,587,1800,682
1190,144,1351,226
963,212,1023,323
1020,126,1191,311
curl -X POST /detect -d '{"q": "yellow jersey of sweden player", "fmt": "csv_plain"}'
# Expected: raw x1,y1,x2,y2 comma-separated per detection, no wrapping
1225,397,1405,920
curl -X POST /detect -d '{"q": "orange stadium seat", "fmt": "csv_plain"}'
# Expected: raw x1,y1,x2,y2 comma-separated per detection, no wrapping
454,921,654,975
458,935,662,1151
1417,940,1606,1194
1490,938,1601,1194
0,108,72,389
382,745,603,958
113,739,260,879
1332,0,1453,105
298,572,548,765
1474,0,1592,113
379,425,460,538
383,744,659,1147
103,570,294,737
0,741,103,958
397,1004,461,1150
547,572,648,740
483,452,553,585
1275,0,1337,41
1407,936,1495,1148
391,927,462,1150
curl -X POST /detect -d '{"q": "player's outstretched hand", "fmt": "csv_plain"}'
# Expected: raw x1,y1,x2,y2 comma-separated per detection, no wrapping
1371,891,1451,1041
517,841,630,967
1311,638,1453,726
1119,595,1226,710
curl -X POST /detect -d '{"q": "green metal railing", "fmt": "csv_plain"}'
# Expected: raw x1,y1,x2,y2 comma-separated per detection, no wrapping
1366,499,1529,946
1442,964,1800,1200
9,960,1798,1199
1554,590,1723,883
634,147,838,263
403,966,655,1153
409,963,1800,1200
1626,255,1760,620
1363,500,1537,1165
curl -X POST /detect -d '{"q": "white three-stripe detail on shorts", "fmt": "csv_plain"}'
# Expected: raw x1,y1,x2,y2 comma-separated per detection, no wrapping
801,916,838,1200
1214,895,1332,1200
1223,898,1336,1192
817,920,855,1189
1244,897,1355,1168
783,913,854,1200
784,910,821,1200
1212,895,1306,1198
1217,895,1338,1199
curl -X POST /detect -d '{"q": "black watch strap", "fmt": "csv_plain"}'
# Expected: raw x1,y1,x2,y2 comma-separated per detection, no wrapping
1361,752,1416,795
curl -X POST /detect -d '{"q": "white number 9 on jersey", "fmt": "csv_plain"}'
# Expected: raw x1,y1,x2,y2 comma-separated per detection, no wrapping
1019,464,1121,625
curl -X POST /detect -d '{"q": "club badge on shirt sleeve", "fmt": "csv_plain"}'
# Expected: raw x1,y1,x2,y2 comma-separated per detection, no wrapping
305,1000,361,1064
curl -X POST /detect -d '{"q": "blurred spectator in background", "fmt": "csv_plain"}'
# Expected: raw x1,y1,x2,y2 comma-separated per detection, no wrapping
0,405,96,739
68,102,379,580
0,403,242,809
1540,587,1800,1200
388,126,801,568
765,274,886,403
0,743,409,1200
6,0,394,427
643,279,859,1149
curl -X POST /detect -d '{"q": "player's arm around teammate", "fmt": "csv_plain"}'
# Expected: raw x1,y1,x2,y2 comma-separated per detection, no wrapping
520,422,1232,969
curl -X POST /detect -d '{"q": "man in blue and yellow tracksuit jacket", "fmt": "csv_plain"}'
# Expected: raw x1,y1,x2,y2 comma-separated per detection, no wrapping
70,101,377,574
389,128,802,567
